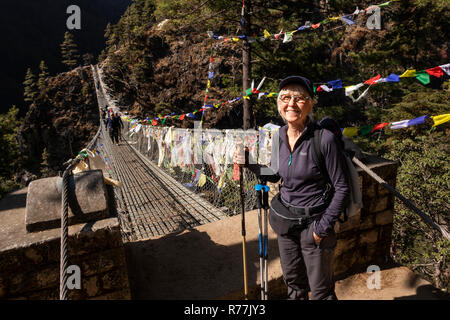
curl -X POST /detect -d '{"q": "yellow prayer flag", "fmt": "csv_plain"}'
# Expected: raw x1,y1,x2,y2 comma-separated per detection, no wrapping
207,80,211,88
263,29,271,38
243,95,250,100
431,114,450,127
218,172,225,189
343,127,358,137
232,37,239,42
198,173,207,187
329,16,341,21
399,69,416,78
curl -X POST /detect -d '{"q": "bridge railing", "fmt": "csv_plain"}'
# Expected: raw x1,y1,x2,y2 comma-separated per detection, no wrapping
121,119,277,216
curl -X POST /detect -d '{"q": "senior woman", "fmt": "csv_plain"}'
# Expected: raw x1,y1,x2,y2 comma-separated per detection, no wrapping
235,75,349,300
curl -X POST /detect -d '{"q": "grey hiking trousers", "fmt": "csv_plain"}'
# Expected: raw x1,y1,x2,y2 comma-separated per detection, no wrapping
277,220,338,300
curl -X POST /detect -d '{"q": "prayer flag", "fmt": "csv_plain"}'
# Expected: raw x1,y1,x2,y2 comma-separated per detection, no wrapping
152,119,157,126
415,70,430,85
431,114,450,127
283,32,293,43
364,74,381,85
343,127,358,137
328,79,343,89
264,29,271,38
208,71,214,79
426,66,444,78
386,73,400,82
360,125,373,136
317,84,332,92
390,120,409,129
345,83,364,95
179,114,186,121
371,122,389,133
312,23,321,29
378,1,392,7
341,15,355,25
399,69,416,78
439,63,450,76
407,115,428,126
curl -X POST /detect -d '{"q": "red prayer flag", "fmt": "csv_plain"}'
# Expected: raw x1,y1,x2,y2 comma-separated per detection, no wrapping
312,23,320,29
232,163,240,181
364,74,381,85
179,114,186,120
426,66,444,78
371,122,389,133
152,119,157,126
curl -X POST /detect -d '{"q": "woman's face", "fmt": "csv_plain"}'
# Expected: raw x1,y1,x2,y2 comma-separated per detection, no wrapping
277,84,314,127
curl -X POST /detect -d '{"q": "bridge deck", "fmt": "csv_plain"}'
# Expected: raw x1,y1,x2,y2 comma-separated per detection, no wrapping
108,140,228,241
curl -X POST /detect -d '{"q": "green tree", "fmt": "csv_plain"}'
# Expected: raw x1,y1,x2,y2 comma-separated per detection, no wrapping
37,60,49,91
61,31,80,69
0,106,22,199
40,148,52,178
23,68,38,103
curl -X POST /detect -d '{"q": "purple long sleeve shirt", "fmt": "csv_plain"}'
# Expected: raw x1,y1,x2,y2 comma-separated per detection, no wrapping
256,119,350,238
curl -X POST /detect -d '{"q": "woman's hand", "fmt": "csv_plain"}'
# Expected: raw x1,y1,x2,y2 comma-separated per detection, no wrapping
313,232,322,245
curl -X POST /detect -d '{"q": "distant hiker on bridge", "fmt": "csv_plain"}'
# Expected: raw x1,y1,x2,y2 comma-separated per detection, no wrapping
235,75,349,300
106,112,123,145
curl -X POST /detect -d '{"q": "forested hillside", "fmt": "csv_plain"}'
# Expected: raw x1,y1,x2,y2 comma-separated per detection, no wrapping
98,0,449,290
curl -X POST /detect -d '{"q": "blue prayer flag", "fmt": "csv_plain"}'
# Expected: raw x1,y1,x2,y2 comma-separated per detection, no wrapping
341,15,355,25
328,79,343,89
407,115,429,126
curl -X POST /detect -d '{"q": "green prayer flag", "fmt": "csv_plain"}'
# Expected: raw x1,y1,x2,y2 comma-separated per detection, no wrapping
245,88,253,96
162,117,167,124
378,1,391,7
415,70,430,85
313,84,317,92
321,18,330,25
360,125,373,136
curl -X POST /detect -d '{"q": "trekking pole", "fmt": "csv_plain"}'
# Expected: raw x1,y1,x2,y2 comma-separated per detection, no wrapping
352,157,450,241
254,183,264,300
238,165,249,300
262,182,270,300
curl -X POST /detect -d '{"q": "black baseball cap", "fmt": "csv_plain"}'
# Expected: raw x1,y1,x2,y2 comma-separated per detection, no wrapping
278,75,314,97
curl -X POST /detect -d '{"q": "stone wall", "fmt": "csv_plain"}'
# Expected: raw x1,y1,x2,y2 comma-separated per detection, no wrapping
0,188,131,300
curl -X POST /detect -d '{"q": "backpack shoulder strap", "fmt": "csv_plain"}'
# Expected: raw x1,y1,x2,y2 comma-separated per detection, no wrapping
311,127,330,184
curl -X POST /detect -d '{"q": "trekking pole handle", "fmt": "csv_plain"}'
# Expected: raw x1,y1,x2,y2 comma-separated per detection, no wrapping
255,185,263,209
262,185,270,209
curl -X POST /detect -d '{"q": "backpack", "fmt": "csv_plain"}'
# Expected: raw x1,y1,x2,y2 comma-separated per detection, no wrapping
310,117,363,223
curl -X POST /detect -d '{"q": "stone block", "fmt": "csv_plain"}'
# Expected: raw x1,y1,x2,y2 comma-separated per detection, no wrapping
90,289,131,300
83,275,100,297
375,210,393,226
335,211,361,233
25,170,109,233
360,214,376,230
101,268,129,292
360,228,379,245
0,276,7,298
335,236,358,257
369,196,389,213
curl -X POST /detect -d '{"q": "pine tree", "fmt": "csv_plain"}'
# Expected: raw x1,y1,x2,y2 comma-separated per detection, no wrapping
23,68,38,103
60,31,80,69
37,60,49,91
40,148,51,178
